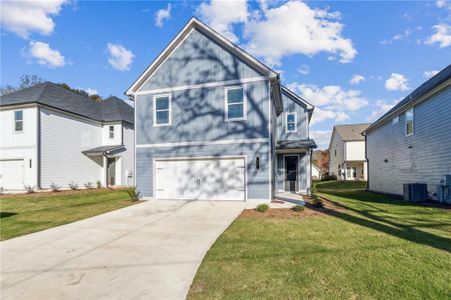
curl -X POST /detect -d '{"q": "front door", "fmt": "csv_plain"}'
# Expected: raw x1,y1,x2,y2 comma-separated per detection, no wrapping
285,156,298,193
107,158,116,186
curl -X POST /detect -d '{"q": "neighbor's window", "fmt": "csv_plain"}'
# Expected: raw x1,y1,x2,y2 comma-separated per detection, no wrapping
286,112,297,133
14,110,23,132
392,116,399,124
109,125,114,139
405,108,414,136
154,94,171,126
225,86,245,121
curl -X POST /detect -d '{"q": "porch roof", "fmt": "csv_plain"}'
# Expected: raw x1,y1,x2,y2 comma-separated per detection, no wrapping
276,139,317,152
82,145,125,156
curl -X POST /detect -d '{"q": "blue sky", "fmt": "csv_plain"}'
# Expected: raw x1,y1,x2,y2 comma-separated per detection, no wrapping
1,0,450,148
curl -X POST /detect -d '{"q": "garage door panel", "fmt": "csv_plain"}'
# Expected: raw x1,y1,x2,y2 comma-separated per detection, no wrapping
0,159,25,190
155,158,245,201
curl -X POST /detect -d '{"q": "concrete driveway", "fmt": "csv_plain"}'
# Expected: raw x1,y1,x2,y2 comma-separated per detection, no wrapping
1,200,244,300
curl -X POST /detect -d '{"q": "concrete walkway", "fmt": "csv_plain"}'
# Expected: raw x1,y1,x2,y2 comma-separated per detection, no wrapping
1,200,244,300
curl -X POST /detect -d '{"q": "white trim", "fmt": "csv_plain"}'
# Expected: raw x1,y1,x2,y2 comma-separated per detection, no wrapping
224,85,247,122
268,80,272,201
134,96,137,187
153,93,172,127
283,154,301,193
13,110,24,133
135,77,267,96
405,107,414,136
285,112,297,133
152,155,247,201
126,18,276,96
137,138,268,148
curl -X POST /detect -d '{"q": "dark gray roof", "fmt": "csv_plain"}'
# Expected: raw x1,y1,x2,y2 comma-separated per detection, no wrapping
276,139,317,149
0,82,134,124
335,123,371,141
365,64,451,133
82,145,125,155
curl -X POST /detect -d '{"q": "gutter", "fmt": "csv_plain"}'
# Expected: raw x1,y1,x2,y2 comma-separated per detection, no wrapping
365,133,369,191
37,105,41,189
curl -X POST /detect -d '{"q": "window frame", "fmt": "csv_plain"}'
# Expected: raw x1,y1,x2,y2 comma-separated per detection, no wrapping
285,112,297,133
224,85,247,122
405,108,414,136
109,125,115,139
153,93,172,127
13,110,23,133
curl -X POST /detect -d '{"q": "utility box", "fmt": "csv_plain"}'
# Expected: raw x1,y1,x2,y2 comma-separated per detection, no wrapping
403,183,427,202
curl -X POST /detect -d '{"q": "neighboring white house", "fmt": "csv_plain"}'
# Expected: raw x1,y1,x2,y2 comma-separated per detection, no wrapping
328,123,370,181
0,82,134,191
312,164,321,179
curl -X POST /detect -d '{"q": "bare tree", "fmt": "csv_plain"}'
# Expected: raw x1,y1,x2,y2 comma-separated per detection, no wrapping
1,74,45,95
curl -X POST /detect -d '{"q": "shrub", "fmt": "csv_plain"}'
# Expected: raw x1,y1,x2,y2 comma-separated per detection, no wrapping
84,182,93,189
311,194,324,208
96,180,102,189
24,185,35,193
292,205,304,212
126,186,141,201
321,174,337,181
68,181,79,190
50,182,60,192
256,203,269,213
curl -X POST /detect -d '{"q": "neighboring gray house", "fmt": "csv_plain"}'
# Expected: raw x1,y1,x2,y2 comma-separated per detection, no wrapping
363,64,451,203
0,82,134,191
126,18,316,204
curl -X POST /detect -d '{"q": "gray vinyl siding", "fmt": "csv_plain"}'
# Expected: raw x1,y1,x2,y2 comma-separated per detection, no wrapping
140,29,263,91
367,87,451,200
136,142,270,200
136,80,270,144
276,153,310,192
277,91,309,141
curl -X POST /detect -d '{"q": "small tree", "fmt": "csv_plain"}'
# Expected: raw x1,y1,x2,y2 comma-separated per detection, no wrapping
126,187,141,201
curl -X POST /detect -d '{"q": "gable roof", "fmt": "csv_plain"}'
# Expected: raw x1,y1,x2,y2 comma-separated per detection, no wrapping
0,82,134,124
281,86,314,122
364,64,451,134
334,123,371,141
125,17,284,115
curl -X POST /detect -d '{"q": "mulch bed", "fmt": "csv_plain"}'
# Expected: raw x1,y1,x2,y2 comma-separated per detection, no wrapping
240,196,347,219
0,187,128,199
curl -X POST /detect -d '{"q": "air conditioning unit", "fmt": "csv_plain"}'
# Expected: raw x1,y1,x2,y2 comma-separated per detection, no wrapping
403,183,427,202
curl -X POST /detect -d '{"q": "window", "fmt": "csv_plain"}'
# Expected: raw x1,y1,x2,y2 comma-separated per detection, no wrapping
405,108,414,136
392,116,399,124
109,126,114,139
334,149,337,156
14,110,23,132
346,167,351,178
285,112,297,133
153,94,171,126
225,86,246,121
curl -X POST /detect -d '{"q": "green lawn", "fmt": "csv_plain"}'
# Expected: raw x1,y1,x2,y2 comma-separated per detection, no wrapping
188,181,451,299
0,189,135,240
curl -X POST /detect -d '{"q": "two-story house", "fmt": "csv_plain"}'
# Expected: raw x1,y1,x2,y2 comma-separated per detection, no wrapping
363,64,450,203
0,82,134,191
328,123,370,181
126,18,316,204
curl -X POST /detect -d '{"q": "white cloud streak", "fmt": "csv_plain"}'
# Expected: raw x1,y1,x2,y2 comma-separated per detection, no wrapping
425,24,451,48
350,74,365,85
107,43,134,71
385,73,410,91
26,41,65,68
155,4,171,28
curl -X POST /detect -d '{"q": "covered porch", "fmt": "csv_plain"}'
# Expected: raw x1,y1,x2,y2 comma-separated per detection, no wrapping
82,145,126,187
275,139,317,195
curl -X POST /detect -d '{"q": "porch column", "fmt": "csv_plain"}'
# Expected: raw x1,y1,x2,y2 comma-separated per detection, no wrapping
363,161,368,181
343,162,347,181
103,155,108,187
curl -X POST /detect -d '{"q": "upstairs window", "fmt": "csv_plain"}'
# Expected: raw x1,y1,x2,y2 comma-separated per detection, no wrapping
14,110,23,132
405,108,414,136
153,94,171,126
109,125,114,139
285,112,297,133
225,86,246,121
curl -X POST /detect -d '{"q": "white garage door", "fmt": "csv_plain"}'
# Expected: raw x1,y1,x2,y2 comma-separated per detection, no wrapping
0,159,25,190
155,157,245,201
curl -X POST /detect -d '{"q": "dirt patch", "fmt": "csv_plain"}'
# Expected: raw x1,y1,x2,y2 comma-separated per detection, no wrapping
0,187,128,199
241,197,347,219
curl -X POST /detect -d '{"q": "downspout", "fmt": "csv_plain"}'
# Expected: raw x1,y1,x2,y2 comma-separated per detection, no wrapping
309,148,313,195
364,132,369,191
37,105,41,189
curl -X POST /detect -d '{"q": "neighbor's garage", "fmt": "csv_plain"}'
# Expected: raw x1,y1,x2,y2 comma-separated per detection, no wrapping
155,157,245,201
0,159,25,190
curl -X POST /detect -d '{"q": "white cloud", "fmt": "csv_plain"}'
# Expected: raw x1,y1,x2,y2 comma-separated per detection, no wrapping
366,99,398,122
107,43,134,71
435,0,450,9
310,130,333,149
425,24,451,48
84,88,98,96
311,107,349,125
155,4,171,28
26,41,65,68
423,70,439,78
243,1,356,66
298,64,310,75
380,29,412,45
197,0,248,43
0,0,68,38
288,83,369,112
350,74,365,85
385,73,410,91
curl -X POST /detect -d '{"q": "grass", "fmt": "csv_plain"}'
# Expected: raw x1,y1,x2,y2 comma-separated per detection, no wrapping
188,181,451,300
0,189,135,241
